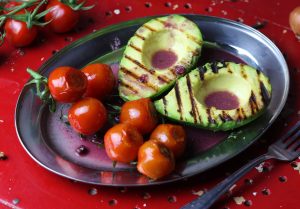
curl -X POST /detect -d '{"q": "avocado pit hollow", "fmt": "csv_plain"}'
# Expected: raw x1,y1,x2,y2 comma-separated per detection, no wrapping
142,30,189,70
196,74,252,110
205,91,239,110
151,50,178,69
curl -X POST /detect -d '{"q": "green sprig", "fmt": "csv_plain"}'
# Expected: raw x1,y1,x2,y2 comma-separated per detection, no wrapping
60,0,94,11
26,68,56,113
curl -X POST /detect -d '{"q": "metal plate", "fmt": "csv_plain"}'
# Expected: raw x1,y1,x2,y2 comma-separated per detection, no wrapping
15,15,289,186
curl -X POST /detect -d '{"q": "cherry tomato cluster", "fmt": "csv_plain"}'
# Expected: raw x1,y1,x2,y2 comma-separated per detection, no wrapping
46,63,115,135
1,0,93,47
104,98,187,180
28,63,187,180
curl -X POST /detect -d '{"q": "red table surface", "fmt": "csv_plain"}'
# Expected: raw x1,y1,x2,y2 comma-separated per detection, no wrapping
1,0,300,208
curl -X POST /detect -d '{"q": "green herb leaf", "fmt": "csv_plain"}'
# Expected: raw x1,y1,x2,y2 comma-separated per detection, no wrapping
26,68,56,113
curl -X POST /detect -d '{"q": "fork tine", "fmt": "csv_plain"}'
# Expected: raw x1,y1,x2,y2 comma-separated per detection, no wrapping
284,129,300,148
275,121,300,146
288,131,300,151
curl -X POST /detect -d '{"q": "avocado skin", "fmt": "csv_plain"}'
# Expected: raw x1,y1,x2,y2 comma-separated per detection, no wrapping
154,108,265,131
118,15,203,101
154,62,272,131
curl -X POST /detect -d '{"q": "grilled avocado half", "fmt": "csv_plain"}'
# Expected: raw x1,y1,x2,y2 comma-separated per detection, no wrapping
154,62,272,131
118,15,203,101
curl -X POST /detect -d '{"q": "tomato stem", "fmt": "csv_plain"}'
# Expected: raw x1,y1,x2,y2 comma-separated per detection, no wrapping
59,0,94,11
26,68,57,113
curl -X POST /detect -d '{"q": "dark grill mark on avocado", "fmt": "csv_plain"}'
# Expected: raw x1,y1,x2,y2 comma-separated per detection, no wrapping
157,75,170,83
249,91,259,114
240,108,247,119
128,43,142,53
120,67,157,91
221,111,233,121
198,66,207,80
186,74,199,123
260,81,270,104
124,55,148,70
134,33,146,41
119,80,138,94
206,108,216,124
236,108,244,122
143,24,157,32
240,64,248,79
162,97,168,115
154,18,202,45
211,61,227,74
220,60,227,68
256,69,261,75
187,46,200,56
211,62,219,73
123,55,171,84
174,82,183,120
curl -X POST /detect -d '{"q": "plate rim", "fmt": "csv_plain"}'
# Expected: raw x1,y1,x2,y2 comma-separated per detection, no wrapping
15,14,289,186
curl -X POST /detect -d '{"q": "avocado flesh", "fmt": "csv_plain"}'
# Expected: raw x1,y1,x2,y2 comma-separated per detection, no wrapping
118,15,203,101
154,62,272,131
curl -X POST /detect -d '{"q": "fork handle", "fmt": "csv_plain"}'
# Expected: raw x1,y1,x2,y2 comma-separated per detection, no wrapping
181,153,273,209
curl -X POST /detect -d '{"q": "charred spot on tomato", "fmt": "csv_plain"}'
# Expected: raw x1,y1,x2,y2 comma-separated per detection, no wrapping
158,143,173,159
66,70,87,89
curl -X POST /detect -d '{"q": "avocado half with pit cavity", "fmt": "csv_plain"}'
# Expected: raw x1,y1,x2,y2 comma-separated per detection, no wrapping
118,15,203,101
154,62,272,131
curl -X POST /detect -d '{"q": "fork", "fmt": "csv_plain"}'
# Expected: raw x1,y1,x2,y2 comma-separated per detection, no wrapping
181,120,300,209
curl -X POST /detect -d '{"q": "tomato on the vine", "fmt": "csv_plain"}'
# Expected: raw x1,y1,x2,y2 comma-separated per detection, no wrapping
45,0,79,33
150,124,186,158
4,19,38,47
120,98,158,135
137,140,175,180
104,123,143,163
68,97,107,135
48,66,87,103
4,1,47,14
81,63,115,100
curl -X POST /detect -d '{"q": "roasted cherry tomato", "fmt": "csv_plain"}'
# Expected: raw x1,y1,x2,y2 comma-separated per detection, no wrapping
150,124,186,158
120,98,158,135
4,19,38,47
137,140,175,180
45,0,79,33
104,123,143,163
68,97,107,135
81,63,115,100
48,66,87,103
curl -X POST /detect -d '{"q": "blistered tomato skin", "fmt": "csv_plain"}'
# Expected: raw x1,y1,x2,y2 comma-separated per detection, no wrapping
137,140,175,180
104,123,143,163
4,19,38,47
48,66,87,103
82,63,115,100
150,124,186,158
68,98,107,135
120,98,158,135
45,0,79,33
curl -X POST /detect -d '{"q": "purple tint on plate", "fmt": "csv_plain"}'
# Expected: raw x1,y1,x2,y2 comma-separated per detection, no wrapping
110,63,119,82
198,47,246,65
44,104,134,170
184,126,228,155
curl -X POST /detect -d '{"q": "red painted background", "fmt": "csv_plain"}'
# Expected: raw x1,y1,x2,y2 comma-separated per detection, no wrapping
1,0,300,208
